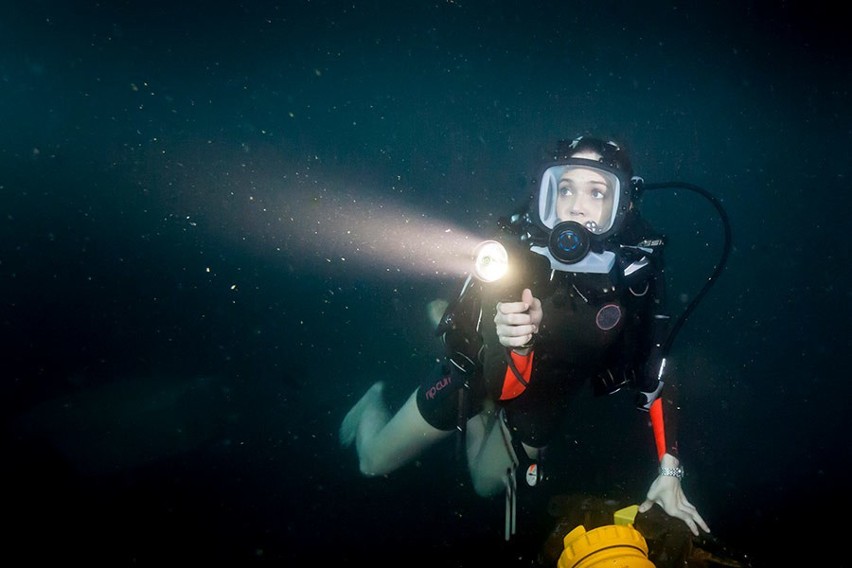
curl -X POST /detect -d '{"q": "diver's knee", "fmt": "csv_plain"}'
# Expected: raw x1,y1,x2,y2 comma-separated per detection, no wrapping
358,462,379,477
357,455,389,478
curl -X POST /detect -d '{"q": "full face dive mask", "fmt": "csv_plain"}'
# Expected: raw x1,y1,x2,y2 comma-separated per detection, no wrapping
528,158,634,274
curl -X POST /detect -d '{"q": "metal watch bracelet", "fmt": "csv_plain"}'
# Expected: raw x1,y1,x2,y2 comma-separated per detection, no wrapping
659,466,684,479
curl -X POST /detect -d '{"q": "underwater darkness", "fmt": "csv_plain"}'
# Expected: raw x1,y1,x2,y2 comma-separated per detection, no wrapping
2,1,850,565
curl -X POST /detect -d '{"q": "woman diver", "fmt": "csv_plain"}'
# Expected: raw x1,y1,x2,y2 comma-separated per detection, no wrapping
340,136,713,538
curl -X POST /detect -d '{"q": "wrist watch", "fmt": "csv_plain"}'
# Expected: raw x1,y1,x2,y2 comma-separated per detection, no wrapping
659,466,684,479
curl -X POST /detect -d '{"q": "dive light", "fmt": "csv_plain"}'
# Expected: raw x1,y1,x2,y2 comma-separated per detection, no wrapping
472,240,509,282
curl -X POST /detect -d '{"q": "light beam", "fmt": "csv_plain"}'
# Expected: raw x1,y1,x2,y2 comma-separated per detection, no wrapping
224,172,488,281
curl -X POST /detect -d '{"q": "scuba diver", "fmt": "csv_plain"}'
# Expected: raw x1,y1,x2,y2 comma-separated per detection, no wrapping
340,135,725,539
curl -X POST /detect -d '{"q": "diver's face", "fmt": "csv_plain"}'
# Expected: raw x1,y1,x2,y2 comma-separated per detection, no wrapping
555,158,615,231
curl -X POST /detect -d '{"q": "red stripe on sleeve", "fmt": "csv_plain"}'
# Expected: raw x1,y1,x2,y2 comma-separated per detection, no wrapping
650,397,666,461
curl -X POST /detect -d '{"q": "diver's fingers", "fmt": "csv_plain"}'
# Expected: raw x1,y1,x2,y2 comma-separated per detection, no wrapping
497,323,537,337
679,498,697,514
692,511,711,533
496,311,536,326
528,296,543,319
496,300,529,315
677,495,710,533
666,501,698,537
495,324,536,347
676,503,710,535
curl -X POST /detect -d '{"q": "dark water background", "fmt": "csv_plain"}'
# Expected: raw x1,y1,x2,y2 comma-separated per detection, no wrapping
3,1,850,565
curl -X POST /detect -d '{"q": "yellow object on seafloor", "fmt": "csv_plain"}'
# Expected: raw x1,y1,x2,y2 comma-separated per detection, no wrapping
557,524,655,568
614,503,640,526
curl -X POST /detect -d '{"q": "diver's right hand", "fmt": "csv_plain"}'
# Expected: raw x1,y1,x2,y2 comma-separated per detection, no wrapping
494,288,542,353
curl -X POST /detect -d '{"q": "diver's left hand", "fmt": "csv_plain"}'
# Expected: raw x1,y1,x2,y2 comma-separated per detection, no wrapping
639,459,710,536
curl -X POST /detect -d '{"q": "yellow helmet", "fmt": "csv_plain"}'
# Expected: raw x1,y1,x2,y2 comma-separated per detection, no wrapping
557,524,655,568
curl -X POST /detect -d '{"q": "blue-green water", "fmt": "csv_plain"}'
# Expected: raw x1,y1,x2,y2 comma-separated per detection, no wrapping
3,1,850,565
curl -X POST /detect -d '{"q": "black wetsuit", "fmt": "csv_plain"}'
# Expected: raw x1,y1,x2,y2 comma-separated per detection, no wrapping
417,209,679,456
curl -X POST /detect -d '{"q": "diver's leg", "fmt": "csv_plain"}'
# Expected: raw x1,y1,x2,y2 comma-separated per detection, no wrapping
340,382,452,477
465,403,519,497
340,381,385,447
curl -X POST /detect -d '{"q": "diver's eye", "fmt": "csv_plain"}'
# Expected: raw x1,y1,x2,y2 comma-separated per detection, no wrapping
591,189,606,200
558,184,573,197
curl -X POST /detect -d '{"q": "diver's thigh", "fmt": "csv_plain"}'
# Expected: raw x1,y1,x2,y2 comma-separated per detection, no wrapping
361,390,453,475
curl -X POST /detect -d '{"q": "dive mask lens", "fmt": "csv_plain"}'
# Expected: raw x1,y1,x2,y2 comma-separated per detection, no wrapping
538,163,622,234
